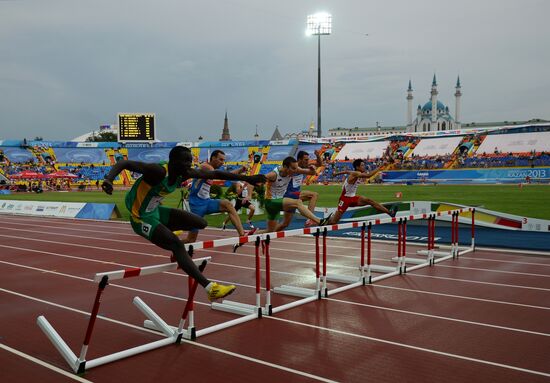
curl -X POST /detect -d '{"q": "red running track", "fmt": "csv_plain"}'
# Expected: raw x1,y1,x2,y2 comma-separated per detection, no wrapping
1,214,549,383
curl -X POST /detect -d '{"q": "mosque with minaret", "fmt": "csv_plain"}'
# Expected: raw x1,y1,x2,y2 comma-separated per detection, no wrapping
328,74,462,137
407,74,461,133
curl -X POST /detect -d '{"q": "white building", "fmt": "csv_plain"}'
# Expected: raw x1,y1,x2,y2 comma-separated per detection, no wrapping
407,75,462,133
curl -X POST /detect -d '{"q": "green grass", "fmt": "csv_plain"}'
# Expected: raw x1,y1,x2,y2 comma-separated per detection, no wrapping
2,184,549,226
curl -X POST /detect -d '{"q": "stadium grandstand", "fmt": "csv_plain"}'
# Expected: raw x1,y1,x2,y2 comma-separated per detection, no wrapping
1,122,549,193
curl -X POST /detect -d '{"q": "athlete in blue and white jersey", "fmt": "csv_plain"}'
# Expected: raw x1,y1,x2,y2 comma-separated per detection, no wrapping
276,150,322,231
185,150,257,250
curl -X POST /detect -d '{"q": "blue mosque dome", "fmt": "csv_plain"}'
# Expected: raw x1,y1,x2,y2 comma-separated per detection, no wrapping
421,100,446,112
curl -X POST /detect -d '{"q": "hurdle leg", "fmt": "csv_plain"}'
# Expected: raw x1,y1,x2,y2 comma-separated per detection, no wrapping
322,227,328,297
397,219,402,274
176,259,208,342
264,235,272,316
360,223,366,285
471,208,476,251
315,229,321,298
366,222,372,284
75,275,109,373
404,219,409,272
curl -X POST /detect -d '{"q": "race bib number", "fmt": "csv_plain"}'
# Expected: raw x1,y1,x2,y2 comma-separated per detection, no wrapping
141,223,152,235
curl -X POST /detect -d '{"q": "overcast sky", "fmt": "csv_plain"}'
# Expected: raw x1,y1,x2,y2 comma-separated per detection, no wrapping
1,0,549,142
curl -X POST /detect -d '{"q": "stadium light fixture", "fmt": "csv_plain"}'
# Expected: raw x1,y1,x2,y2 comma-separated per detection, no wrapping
306,12,332,138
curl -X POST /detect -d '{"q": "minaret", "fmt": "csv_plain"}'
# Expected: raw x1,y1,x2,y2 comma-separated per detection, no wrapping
220,111,231,141
454,76,462,129
406,79,414,131
430,74,438,129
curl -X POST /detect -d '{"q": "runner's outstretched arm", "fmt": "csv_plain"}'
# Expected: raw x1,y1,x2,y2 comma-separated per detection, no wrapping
332,170,350,177
102,160,165,194
185,168,266,185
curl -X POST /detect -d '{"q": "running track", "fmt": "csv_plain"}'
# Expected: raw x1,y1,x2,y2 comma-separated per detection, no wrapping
1,214,549,383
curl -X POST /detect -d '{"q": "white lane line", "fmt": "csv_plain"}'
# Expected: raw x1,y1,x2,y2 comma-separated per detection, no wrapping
371,284,550,310
0,288,338,383
4,217,549,268
475,246,550,257
0,256,256,295
2,220,139,238
325,297,550,337
0,215,399,253
3,219,549,297
5,229,548,291
407,272,550,292
0,343,93,383
459,256,550,268
4,214,550,256
0,242,312,286
0,232,159,257
3,225,549,280
0,231,359,271
0,222,378,257
434,264,550,278
3,259,549,378
3,252,549,341
266,316,550,378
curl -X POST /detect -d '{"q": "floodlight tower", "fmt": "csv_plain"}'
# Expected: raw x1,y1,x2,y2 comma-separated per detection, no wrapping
306,12,332,138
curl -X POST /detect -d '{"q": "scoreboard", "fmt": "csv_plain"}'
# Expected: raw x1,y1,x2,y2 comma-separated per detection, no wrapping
118,113,155,142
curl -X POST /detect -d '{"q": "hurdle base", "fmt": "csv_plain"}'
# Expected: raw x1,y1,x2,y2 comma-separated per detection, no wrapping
325,273,361,284
417,249,451,257
458,247,474,256
37,315,79,373
273,285,316,298
391,256,427,265
143,320,194,340
369,265,398,273
211,300,258,316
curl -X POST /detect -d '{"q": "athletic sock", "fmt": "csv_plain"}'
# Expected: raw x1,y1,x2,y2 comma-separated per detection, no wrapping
205,282,213,292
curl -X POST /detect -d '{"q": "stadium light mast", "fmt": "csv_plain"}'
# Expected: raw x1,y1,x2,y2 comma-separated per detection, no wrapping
306,12,332,138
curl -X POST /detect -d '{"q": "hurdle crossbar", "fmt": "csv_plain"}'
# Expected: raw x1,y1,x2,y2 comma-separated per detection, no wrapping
93,256,211,282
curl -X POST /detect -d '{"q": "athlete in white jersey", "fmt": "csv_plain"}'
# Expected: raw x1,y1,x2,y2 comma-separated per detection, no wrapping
328,159,397,224
277,150,323,231
262,156,331,233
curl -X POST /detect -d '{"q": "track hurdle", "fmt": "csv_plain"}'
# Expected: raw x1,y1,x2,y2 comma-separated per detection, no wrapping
415,208,476,261
210,236,264,317
38,207,474,373
37,256,210,373
271,228,323,312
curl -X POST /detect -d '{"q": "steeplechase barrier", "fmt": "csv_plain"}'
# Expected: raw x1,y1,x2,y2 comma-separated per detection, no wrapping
37,207,475,373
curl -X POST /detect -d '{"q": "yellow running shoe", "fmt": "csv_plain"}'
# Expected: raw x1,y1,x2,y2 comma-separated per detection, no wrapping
207,283,236,302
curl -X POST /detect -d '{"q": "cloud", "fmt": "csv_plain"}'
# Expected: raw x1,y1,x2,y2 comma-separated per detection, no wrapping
0,0,549,141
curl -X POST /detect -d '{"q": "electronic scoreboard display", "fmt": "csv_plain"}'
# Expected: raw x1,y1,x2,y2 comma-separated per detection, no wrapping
118,113,155,142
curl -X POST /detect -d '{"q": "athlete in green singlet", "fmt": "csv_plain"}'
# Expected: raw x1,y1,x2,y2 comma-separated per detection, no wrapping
102,146,265,301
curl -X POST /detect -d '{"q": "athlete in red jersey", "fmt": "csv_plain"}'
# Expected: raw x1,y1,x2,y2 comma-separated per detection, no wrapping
328,159,397,224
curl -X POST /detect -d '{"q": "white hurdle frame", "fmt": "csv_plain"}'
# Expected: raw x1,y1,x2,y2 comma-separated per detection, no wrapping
37,255,210,373
38,207,475,373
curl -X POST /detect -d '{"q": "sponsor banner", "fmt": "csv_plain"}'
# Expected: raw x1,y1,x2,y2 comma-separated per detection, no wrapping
0,200,117,219
198,140,271,148
0,190,11,195
0,200,86,217
382,167,550,183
